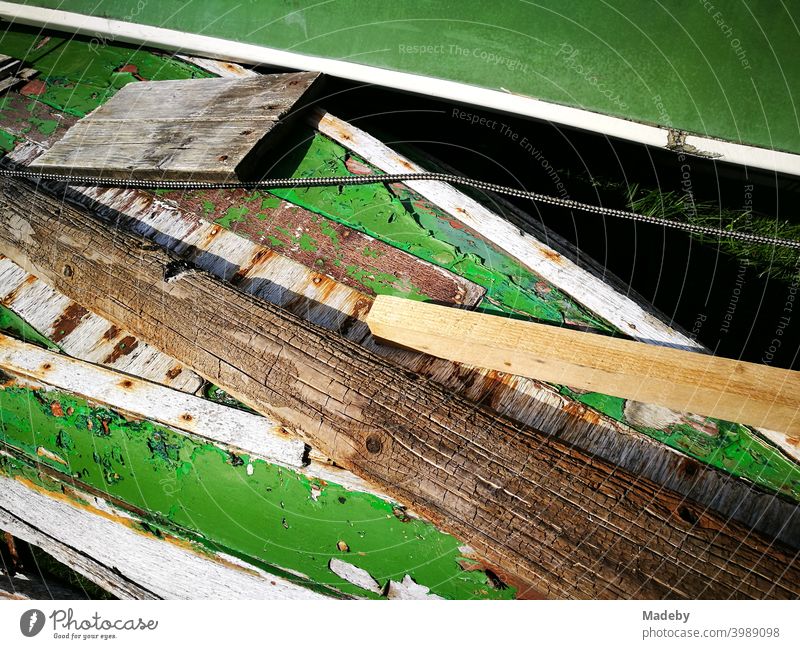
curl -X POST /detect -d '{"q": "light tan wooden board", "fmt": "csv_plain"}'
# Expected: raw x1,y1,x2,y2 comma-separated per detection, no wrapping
367,295,800,438
29,72,320,180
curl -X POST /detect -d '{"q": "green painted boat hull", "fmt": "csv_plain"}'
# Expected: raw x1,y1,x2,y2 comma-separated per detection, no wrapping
4,0,800,163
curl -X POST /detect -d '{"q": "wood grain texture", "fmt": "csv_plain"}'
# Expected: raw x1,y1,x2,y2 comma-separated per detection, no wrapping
367,296,800,438
0,255,204,392
1,176,797,599
5,122,799,546
30,73,321,180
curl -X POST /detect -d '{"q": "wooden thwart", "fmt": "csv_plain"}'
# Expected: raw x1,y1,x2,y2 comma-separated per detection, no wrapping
367,296,800,438
28,73,320,180
1,175,798,599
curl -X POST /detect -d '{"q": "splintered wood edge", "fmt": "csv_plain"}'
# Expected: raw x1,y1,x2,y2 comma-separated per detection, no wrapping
0,474,332,599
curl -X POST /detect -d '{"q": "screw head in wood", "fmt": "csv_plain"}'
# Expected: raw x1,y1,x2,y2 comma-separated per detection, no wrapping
365,435,382,454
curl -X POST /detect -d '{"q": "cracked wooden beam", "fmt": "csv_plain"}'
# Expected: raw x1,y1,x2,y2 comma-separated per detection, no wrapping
0,175,798,599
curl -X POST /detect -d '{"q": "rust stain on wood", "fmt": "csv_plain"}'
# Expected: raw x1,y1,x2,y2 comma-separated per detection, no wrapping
1,274,36,305
102,325,120,341
19,79,46,96
102,335,138,364
165,365,183,380
49,303,89,343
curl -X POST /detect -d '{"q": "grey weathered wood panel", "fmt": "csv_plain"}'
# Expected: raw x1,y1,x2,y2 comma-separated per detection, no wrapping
29,72,321,180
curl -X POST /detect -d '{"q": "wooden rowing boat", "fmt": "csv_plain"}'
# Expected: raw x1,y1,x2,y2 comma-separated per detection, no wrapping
0,23,797,600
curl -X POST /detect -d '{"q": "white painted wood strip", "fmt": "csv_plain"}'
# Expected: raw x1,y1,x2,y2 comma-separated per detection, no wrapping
757,428,800,464
0,333,307,468
0,255,203,392
2,1,798,176
176,55,258,78
41,181,370,334
0,474,331,599
175,54,702,351
415,148,709,350
312,109,703,350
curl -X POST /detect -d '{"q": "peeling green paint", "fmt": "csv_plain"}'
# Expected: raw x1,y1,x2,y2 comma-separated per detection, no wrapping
560,386,800,500
264,131,612,327
0,305,60,351
0,28,210,118
215,206,249,229
0,23,797,547
0,383,514,599
0,129,17,152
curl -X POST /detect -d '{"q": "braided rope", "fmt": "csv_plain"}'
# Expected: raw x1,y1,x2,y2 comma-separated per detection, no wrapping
2,167,797,250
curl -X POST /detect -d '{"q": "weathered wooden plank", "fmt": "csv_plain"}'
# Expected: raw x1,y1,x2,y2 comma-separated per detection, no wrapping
30,73,321,180
0,473,332,599
0,333,307,468
195,56,800,506
167,188,485,305
175,55,258,79
311,108,703,351
412,145,706,345
0,53,36,97
1,176,797,599
0,68,35,96
0,255,204,392
367,296,800,438
5,95,799,541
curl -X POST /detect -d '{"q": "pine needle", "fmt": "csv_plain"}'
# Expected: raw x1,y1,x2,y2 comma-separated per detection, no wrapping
625,184,800,281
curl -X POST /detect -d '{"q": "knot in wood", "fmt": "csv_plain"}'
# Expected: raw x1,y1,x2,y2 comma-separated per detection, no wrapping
365,435,382,455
